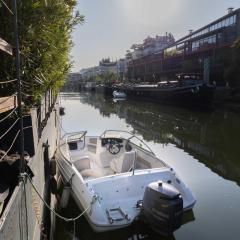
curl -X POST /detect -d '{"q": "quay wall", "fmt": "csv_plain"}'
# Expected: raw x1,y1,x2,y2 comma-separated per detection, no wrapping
0,95,60,240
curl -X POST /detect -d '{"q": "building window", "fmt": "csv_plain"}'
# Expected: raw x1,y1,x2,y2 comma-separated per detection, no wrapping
218,32,223,43
192,34,216,51
189,14,237,41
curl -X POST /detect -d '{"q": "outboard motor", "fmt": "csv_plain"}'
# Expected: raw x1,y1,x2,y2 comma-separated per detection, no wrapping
142,181,183,235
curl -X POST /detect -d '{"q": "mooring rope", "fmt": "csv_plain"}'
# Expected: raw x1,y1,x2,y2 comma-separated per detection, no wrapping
21,173,97,222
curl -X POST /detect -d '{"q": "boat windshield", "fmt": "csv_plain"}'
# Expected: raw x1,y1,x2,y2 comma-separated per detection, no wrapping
100,130,155,155
61,130,167,179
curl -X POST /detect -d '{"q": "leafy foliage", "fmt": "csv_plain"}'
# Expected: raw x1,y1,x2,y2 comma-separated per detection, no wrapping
0,0,84,104
95,70,117,83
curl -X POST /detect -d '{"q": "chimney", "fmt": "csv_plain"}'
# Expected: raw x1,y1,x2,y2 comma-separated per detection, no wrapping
228,7,234,14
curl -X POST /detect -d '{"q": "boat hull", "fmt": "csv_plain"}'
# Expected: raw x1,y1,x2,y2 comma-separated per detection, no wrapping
56,131,196,233
113,91,127,99
115,84,215,107
57,154,196,232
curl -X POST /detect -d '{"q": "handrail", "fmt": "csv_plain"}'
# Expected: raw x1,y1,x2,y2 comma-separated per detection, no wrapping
62,131,87,163
61,129,155,156
132,150,137,176
100,130,155,156
63,131,87,141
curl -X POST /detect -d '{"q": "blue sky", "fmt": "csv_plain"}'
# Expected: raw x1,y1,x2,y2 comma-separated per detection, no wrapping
70,0,240,72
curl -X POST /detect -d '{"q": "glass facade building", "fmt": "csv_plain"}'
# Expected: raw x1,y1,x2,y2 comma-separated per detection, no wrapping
128,8,240,83
164,9,239,57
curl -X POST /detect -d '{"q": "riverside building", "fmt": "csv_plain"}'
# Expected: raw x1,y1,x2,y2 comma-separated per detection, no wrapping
128,8,240,85
80,58,117,81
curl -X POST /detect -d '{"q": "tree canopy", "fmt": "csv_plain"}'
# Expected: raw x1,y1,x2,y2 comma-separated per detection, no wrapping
83,70,117,84
0,0,84,104
95,70,117,83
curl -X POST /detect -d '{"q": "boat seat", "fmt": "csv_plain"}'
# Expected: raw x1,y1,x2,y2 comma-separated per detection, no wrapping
80,169,104,178
110,151,136,173
73,156,90,172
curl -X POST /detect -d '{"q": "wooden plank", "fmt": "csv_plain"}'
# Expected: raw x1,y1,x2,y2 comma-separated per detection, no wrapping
0,95,17,113
0,37,13,55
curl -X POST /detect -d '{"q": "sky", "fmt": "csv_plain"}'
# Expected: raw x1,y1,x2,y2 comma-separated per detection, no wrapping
70,0,240,72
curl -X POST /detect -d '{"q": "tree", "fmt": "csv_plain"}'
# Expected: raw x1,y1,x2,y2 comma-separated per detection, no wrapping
0,0,84,105
125,50,132,60
102,70,117,83
95,70,117,83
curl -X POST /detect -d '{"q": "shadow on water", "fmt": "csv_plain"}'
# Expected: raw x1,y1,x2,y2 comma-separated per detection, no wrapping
69,92,240,187
54,196,195,240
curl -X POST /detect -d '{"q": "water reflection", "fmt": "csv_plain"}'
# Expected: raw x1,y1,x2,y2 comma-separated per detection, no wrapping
57,92,240,240
69,93,240,186
55,196,195,240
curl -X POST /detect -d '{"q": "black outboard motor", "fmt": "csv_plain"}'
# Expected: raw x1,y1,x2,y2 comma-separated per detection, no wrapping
142,181,183,235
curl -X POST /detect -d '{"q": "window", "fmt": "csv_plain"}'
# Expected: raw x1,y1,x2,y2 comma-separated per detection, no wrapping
233,15,237,24
226,17,230,26
192,34,216,51
68,142,78,150
204,14,237,35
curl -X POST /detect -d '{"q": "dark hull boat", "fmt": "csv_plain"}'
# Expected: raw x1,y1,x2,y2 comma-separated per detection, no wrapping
117,74,215,107
125,84,214,106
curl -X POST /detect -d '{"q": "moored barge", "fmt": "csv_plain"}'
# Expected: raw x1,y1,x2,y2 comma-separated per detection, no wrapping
115,74,215,107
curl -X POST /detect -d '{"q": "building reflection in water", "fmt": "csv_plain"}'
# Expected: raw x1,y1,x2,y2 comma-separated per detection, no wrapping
80,93,240,186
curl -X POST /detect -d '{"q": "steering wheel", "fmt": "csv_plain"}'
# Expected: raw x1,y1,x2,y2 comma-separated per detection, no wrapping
108,140,121,155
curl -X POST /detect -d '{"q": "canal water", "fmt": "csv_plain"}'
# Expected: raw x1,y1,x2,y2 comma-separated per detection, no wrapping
55,92,240,240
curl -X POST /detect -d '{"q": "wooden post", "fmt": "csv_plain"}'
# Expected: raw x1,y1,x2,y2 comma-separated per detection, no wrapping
13,0,25,173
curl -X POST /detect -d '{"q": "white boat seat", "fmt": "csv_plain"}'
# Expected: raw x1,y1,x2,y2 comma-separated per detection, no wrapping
80,169,104,178
110,151,136,173
73,156,90,172
71,155,89,162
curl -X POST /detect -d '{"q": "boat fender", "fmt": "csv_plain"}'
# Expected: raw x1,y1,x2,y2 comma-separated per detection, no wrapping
50,177,57,195
56,175,64,192
60,183,71,208
59,107,65,116
50,157,56,176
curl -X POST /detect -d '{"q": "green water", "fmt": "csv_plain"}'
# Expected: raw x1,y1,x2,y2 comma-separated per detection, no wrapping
55,92,240,240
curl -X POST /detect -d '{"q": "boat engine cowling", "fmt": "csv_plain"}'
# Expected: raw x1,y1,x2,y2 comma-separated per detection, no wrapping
142,181,183,235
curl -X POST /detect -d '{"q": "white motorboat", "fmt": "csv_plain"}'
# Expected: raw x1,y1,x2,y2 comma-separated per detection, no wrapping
56,130,196,234
113,90,126,99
